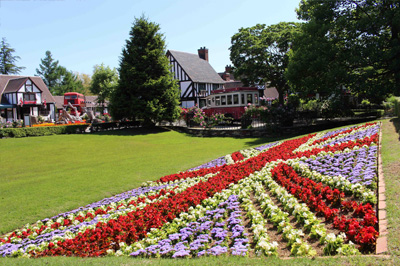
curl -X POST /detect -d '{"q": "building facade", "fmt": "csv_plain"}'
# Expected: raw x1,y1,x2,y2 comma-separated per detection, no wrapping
0,75,56,125
167,47,225,108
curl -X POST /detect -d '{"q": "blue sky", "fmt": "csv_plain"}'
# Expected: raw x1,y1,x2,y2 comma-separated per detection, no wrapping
0,0,301,77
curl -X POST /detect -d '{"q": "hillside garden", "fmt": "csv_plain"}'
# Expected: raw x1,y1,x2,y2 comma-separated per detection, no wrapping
1,119,398,265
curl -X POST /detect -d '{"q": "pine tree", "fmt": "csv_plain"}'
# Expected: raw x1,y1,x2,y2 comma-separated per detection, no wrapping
0,37,25,75
36,50,61,93
111,16,180,125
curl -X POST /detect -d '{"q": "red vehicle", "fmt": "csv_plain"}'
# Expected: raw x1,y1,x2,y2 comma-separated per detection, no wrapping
63,92,85,116
203,87,260,119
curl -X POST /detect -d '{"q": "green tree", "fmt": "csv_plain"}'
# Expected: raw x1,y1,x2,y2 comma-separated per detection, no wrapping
90,64,118,104
0,37,25,74
230,22,301,104
36,50,61,93
77,73,92,95
111,16,180,125
53,67,84,95
287,0,400,102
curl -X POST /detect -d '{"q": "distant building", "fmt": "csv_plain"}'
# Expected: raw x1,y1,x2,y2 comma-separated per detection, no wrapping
219,66,279,101
54,95,108,115
167,47,225,108
0,75,56,124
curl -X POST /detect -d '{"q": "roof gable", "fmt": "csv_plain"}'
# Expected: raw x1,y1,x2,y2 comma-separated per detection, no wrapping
167,50,224,84
0,75,56,103
3,77,27,93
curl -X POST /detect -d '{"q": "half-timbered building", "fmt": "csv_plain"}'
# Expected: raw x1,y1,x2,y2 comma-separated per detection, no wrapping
167,47,225,108
0,75,56,125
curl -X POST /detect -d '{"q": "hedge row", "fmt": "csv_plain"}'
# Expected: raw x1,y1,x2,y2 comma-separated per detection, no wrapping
0,125,89,138
90,121,141,132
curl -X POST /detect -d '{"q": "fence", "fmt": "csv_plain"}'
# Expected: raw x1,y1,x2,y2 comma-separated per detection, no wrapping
184,113,287,130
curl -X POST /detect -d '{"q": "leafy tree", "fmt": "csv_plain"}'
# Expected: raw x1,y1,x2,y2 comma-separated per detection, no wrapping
111,16,180,125
287,0,400,102
230,22,301,104
36,50,61,92
90,64,118,104
77,73,92,95
0,37,25,74
52,67,84,95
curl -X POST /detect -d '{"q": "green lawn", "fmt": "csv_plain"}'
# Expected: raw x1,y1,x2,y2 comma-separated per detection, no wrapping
1,121,399,265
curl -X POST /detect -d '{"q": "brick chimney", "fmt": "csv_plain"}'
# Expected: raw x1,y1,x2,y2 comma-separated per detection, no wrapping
222,65,232,81
198,47,209,62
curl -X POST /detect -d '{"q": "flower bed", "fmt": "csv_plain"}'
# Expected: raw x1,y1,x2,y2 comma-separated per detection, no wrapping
32,121,88,127
0,122,381,258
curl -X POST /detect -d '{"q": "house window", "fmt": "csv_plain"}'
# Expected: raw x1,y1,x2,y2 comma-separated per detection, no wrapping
233,94,239,105
221,96,226,105
241,94,245,105
24,93,36,102
26,84,32,92
212,84,219,91
207,98,211,106
255,94,259,104
247,94,253,104
198,83,206,92
215,96,220,106
199,99,206,108
227,95,232,105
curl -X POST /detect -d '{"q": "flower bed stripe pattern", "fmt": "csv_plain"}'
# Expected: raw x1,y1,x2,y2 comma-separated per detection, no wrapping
0,122,381,258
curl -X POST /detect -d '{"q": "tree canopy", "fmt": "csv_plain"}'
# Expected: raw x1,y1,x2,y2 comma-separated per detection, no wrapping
0,37,25,75
230,22,301,104
52,66,84,96
36,50,61,92
36,51,84,95
110,16,180,125
89,64,118,104
287,0,400,102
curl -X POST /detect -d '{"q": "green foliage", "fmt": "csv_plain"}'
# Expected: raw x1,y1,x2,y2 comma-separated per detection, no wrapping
36,51,84,96
319,96,354,119
287,0,400,101
0,37,25,74
299,99,320,112
35,51,61,92
230,22,301,104
0,125,88,138
242,104,295,127
52,66,84,95
111,16,180,125
89,64,118,104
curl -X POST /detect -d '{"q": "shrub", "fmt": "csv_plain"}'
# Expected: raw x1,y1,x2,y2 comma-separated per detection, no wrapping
0,124,88,138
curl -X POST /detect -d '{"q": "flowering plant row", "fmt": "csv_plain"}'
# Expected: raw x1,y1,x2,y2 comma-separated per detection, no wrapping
270,163,379,250
0,122,380,258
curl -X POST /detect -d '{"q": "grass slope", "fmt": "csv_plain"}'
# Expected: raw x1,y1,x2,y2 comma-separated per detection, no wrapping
1,121,399,265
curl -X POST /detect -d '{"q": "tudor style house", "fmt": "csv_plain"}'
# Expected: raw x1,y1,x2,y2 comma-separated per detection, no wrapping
167,47,225,108
0,75,56,125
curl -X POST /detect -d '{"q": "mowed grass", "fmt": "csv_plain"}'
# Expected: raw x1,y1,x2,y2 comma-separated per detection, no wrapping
1,121,399,265
0,128,275,234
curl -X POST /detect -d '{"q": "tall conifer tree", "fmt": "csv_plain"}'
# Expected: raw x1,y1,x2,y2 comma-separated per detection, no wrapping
36,50,61,93
111,16,180,125
0,37,25,75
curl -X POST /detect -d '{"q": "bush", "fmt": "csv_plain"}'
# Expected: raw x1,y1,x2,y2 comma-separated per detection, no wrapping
0,125,88,138
320,97,353,119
